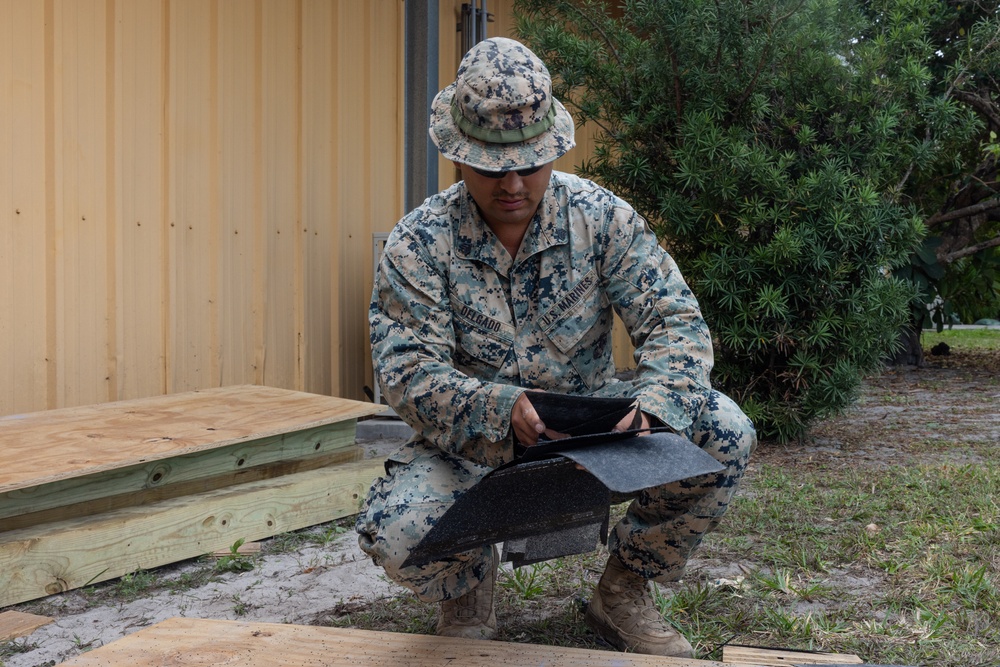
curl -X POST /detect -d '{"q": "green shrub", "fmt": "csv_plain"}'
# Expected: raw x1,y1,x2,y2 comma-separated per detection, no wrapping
515,0,982,440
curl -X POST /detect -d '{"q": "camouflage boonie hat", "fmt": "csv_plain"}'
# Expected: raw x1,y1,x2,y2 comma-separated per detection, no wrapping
429,37,575,172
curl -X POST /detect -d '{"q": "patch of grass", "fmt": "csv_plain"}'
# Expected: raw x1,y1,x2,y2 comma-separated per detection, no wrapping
306,524,350,547
265,517,355,555
691,458,1000,666
322,592,437,636
499,563,549,600
923,327,1000,351
231,592,256,617
112,569,158,602
0,638,40,663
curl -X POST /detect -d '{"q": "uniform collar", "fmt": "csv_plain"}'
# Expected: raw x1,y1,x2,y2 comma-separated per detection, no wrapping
454,178,569,273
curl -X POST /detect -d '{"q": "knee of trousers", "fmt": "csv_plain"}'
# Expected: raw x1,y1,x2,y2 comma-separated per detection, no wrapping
354,443,493,602
624,390,756,528
356,497,493,602
685,390,757,476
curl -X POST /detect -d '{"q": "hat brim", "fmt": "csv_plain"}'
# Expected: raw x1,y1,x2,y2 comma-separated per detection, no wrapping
429,83,576,172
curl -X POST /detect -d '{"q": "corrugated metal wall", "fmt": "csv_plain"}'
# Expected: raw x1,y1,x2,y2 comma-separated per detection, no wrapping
0,0,404,415
0,0,630,417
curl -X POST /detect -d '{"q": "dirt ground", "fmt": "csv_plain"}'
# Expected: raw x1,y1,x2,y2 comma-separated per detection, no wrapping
4,349,999,667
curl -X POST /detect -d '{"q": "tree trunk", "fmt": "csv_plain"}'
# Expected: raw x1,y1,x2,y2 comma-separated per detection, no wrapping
890,320,924,366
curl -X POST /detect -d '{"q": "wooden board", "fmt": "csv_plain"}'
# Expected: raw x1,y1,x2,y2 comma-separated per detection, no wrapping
2,445,364,532
54,617,736,667
0,385,385,494
1,421,360,527
722,646,863,665
0,460,384,608
0,611,54,642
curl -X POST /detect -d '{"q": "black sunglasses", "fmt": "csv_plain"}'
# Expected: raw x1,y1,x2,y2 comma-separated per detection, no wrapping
470,164,544,179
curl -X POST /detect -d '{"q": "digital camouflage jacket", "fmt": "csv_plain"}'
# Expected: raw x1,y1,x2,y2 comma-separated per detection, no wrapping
370,171,713,467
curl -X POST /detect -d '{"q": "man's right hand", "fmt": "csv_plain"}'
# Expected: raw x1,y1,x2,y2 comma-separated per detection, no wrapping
511,393,569,446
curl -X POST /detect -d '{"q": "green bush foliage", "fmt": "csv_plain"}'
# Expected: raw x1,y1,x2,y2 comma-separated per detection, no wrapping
515,0,981,441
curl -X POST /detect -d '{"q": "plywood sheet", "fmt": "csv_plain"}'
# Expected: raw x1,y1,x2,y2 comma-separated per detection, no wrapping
54,617,733,667
0,611,54,642
0,385,384,493
722,645,863,665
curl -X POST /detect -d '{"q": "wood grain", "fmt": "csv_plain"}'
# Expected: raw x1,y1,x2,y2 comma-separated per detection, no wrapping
0,459,384,608
0,611,54,642
722,645,863,665
0,385,384,493
55,617,736,667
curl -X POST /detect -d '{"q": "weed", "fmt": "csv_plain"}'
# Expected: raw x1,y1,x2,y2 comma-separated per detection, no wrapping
0,638,39,661
113,569,157,602
215,538,257,574
754,568,795,595
308,525,349,546
231,593,256,617
499,563,548,600
71,634,98,652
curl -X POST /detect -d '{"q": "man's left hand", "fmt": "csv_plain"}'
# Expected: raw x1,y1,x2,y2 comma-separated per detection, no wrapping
613,408,654,435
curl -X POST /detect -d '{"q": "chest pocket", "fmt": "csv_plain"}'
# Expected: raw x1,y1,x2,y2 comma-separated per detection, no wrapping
539,270,609,355
453,301,514,374
538,271,614,391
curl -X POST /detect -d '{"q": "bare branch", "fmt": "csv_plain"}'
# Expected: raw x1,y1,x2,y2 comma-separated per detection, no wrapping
665,41,684,119
733,0,807,112
926,197,1000,226
953,90,1000,129
939,234,1000,264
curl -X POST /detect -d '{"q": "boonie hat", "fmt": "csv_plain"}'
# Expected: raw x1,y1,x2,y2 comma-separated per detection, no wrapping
429,37,575,172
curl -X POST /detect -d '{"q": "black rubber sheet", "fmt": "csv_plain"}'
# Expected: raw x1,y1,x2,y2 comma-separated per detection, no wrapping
401,391,726,568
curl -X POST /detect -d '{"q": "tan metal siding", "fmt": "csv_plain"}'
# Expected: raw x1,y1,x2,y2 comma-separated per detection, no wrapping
1,0,50,414
0,0,404,416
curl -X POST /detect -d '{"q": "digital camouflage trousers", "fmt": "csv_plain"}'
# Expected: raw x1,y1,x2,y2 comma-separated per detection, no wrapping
355,389,756,603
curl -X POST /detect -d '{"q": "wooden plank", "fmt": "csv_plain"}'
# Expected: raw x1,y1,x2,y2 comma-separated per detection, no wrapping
301,0,336,398
0,385,384,494
217,0,259,388
1,418,358,523
54,617,739,667
211,540,262,558
51,0,115,409
2,441,364,531
0,459,384,608
722,646,863,665
0,611,54,642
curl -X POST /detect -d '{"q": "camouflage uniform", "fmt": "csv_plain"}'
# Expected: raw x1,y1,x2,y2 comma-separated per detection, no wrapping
357,170,757,604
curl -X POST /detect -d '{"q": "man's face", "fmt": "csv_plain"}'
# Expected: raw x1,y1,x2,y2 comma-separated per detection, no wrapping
458,161,554,232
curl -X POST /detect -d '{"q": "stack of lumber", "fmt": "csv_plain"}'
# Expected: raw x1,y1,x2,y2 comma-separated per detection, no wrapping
51,618,865,666
0,385,386,608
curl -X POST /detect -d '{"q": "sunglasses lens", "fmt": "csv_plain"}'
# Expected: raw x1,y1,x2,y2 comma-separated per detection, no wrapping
471,165,543,179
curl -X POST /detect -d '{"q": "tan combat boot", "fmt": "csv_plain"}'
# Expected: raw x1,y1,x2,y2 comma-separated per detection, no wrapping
436,551,497,640
585,555,694,657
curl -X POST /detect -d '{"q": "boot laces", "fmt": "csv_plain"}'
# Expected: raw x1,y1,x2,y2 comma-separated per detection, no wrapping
605,572,670,627
446,586,481,621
